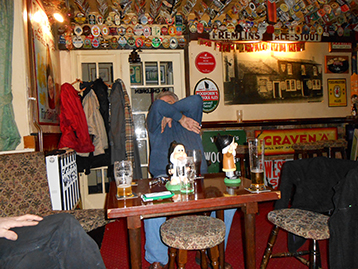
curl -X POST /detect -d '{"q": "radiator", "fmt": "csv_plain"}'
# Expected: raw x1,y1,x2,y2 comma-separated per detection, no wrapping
46,149,80,210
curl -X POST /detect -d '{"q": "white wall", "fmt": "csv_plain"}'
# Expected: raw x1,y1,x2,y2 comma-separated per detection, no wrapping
189,41,352,122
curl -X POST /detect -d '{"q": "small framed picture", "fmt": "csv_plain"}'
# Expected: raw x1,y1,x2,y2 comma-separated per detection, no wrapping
327,78,347,107
325,55,349,74
329,42,352,52
130,64,143,85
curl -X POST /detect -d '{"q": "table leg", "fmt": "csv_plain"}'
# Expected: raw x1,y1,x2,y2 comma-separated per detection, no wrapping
242,203,259,269
127,216,142,269
216,209,225,269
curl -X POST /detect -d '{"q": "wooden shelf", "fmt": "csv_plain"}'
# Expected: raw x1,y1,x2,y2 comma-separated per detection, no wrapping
202,117,358,129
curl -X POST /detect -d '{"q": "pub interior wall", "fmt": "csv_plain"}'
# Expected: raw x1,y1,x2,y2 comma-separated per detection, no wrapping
189,41,352,122
10,0,353,151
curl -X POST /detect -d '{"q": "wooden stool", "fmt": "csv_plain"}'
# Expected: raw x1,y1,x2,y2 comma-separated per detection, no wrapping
292,142,324,160
317,139,348,159
160,215,226,269
261,208,330,269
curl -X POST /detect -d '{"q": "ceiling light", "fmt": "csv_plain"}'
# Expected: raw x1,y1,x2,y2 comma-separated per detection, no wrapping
53,13,64,23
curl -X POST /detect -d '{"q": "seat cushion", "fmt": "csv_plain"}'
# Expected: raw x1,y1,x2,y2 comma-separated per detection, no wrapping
268,208,330,240
44,209,109,233
160,215,225,250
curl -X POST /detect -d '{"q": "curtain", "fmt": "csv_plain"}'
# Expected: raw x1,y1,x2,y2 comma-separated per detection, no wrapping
0,0,20,150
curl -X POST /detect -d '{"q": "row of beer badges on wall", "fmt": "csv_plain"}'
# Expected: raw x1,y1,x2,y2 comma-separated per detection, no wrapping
65,17,358,41
59,34,187,50
71,23,187,38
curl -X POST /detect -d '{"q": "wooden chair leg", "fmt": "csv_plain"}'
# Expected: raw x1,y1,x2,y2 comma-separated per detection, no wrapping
260,225,279,269
168,248,177,269
209,246,220,269
177,249,187,269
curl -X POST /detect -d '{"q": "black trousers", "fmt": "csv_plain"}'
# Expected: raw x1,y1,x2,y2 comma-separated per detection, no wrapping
0,213,106,269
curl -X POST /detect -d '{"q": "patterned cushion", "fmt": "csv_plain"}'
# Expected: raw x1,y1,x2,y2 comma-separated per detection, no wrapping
0,151,109,233
318,139,348,149
292,142,324,151
160,215,225,250
0,151,53,217
236,145,249,154
43,209,108,233
268,208,330,240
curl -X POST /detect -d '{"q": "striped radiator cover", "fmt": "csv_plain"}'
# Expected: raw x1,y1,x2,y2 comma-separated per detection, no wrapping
46,149,80,210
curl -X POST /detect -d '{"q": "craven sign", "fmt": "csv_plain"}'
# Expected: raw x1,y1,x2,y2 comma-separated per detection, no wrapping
255,127,338,155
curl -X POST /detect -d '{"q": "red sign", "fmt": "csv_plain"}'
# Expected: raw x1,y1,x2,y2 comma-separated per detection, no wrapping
195,52,216,74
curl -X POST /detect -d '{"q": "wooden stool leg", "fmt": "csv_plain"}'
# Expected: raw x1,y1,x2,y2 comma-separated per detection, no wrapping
168,248,177,269
260,225,280,269
208,246,220,269
177,249,187,269
200,249,208,269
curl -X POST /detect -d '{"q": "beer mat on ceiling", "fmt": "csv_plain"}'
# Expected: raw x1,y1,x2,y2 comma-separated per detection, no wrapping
116,193,139,200
244,188,271,193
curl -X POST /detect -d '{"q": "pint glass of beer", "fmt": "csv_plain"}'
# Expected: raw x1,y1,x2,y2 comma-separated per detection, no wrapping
248,138,266,192
114,160,133,198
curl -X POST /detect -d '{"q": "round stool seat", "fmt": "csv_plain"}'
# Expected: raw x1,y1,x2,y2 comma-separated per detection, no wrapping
268,208,330,240
236,145,248,154
318,139,347,148
161,215,226,250
292,142,324,151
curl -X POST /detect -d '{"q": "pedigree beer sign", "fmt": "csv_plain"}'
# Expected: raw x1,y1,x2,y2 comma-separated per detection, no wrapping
255,128,338,155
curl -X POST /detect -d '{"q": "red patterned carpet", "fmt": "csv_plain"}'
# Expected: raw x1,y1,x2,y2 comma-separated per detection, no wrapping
100,201,328,269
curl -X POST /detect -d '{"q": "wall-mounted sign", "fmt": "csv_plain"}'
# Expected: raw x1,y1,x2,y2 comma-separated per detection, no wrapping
195,52,216,73
328,79,347,107
255,128,338,155
194,78,220,113
329,42,352,52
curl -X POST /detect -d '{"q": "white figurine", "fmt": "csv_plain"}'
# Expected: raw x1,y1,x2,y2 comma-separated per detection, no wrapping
168,141,187,185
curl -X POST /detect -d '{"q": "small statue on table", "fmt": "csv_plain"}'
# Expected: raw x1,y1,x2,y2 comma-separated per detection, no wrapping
167,141,187,186
215,134,240,184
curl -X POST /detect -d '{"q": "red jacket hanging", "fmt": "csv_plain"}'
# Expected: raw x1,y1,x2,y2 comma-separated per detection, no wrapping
58,83,94,153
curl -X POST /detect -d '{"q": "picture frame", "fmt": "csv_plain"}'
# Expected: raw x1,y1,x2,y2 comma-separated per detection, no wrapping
325,55,349,74
130,64,143,85
145,64,158,84
160,64,166,84
329,42,352,52
99,68,110,83
327,78,347,107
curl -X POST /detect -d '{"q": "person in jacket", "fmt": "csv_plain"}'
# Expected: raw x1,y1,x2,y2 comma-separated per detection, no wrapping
0,213,106,268
145,91,234,269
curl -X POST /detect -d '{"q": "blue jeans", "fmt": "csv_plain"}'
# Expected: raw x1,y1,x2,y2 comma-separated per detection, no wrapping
144,208,237,265
0,213,105,269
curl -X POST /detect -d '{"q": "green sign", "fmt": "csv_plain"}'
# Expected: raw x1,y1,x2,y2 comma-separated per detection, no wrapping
202,130,246,174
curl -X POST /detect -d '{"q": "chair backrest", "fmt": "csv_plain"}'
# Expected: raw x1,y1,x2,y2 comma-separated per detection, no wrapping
275,157,358,213
0,151,53,217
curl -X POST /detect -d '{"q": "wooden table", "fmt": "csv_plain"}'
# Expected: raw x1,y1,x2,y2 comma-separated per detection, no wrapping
106,173,281,269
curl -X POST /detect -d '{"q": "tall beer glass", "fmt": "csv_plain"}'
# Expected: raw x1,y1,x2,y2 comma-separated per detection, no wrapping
248,138,266,191
114,160,133,197
186,149,202,178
